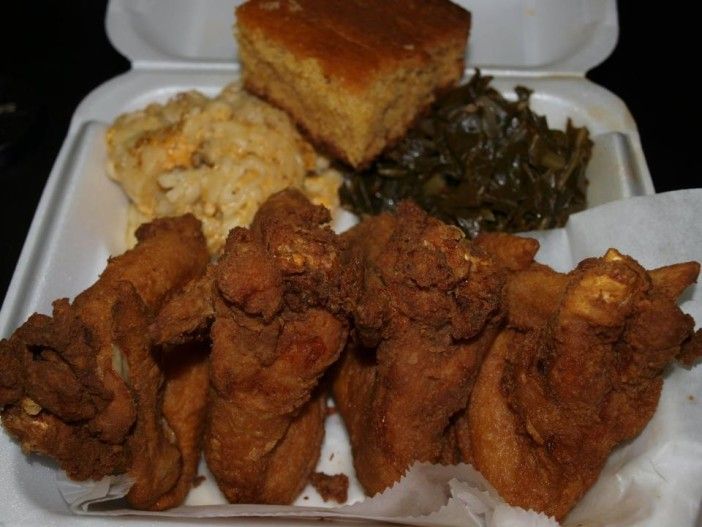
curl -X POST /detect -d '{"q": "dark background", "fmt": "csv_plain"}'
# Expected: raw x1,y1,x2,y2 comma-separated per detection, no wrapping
0,1,699,305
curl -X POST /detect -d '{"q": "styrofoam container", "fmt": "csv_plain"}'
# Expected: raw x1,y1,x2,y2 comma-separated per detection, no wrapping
0,1,657,525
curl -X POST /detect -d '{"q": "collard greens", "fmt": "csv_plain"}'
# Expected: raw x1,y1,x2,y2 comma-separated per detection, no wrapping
340,72,592,237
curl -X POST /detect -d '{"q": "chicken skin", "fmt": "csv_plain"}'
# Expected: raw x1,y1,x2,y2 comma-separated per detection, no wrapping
0,215,209,510
460,247,701,520
150,342,211,511
152,189,350,504
332,202,505,495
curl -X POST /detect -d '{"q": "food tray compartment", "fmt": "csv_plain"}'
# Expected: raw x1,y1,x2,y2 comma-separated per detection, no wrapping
0,75,655,525
0,1,669,523
0,92,697,521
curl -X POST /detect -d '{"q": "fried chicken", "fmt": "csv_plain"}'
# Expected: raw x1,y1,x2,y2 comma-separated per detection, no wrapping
4,191,698,517
460,247,701,520
332,202,505,496
152,189,350,504
0,215,209,510
150,342,210,511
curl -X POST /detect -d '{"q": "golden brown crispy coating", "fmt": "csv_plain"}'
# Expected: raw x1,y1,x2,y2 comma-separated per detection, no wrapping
205,306,343,504
332,202,504,495
461,249,700,520
257,394,326,503
1,295,136,458
150,343,210,511
149,269,217,347
473,232,540,272
153,189,349,504
208,191,349,503
472,232,568,332
679,328,702,366
1,406,128,479
0,215,209,510
110,282,182,508
100,215,210,310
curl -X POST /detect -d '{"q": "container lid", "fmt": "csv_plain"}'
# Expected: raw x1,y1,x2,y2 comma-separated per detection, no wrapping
106,0,618,75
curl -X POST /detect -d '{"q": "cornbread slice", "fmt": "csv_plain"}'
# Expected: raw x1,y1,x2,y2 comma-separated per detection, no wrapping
235,0,471,168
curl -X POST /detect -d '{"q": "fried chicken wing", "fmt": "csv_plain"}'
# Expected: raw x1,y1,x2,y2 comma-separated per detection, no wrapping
150,342,210,511
332,202,505,495
152,189,349,504
461,249,701,519
0,215,209,510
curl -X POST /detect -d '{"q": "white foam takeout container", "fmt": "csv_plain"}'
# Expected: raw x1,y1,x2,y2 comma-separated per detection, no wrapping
0,1,661,525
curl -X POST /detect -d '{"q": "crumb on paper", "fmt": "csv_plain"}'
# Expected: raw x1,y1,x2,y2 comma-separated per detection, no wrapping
325,404,337,416
689,395,695,401
192,475,206,488
329,453,335,461
309,472,349,504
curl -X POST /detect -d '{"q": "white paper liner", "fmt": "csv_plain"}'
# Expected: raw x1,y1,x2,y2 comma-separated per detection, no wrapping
56,189,702,526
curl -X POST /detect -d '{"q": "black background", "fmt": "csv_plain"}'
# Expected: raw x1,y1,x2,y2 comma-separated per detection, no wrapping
0,1,700,305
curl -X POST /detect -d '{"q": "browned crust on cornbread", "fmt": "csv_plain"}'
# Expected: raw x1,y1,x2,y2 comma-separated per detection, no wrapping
235,0,471,168
236,0,470,91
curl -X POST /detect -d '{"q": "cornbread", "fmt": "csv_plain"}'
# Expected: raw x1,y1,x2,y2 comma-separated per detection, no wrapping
235,0,471,168
106,82,342,254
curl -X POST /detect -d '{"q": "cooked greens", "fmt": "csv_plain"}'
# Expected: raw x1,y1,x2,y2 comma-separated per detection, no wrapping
340,71,592,237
